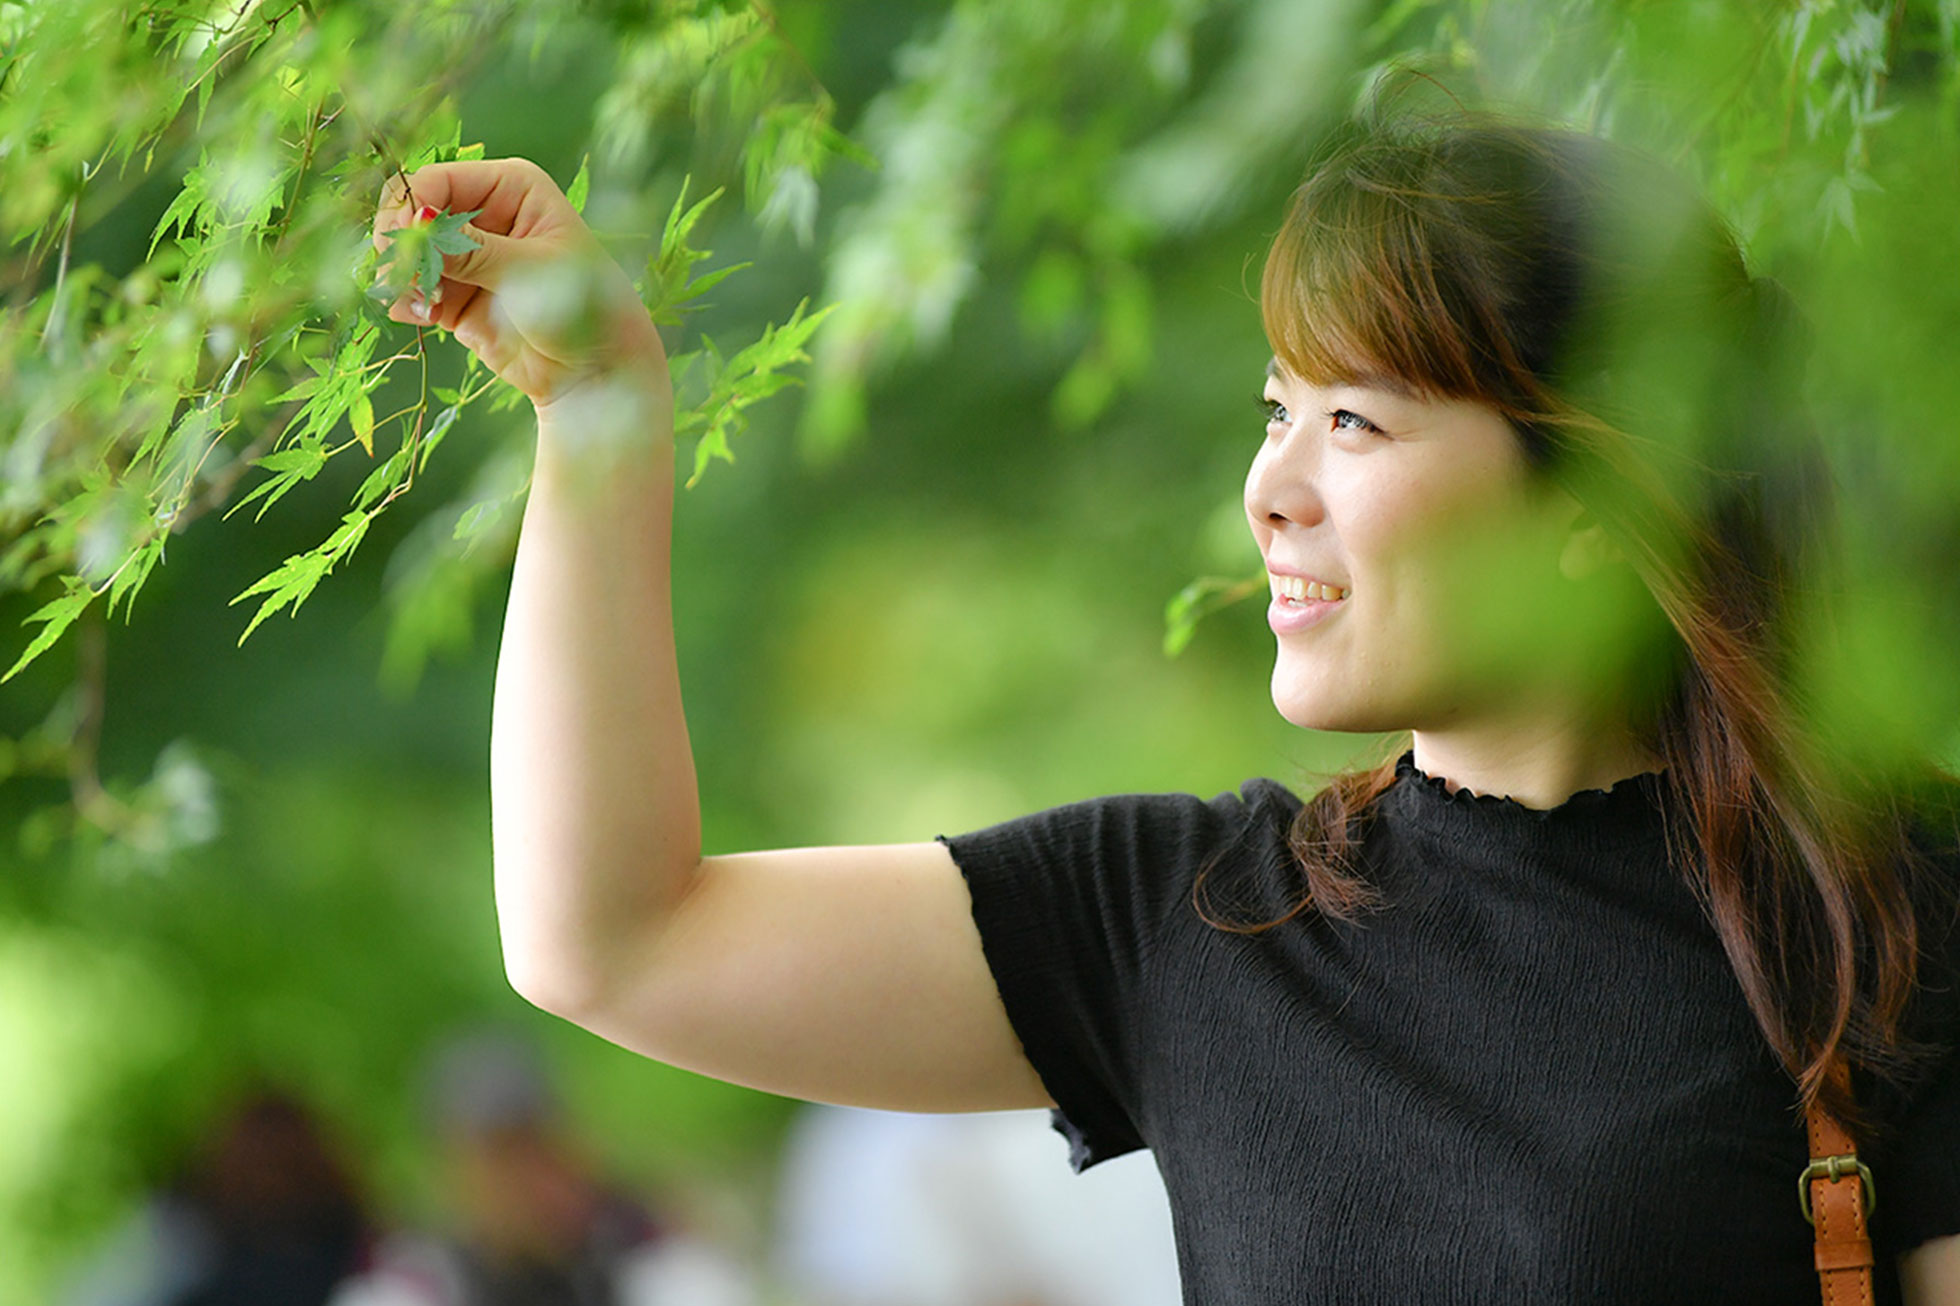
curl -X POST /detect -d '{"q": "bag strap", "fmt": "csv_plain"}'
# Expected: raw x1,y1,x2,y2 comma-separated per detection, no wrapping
1803,1062,1876,1306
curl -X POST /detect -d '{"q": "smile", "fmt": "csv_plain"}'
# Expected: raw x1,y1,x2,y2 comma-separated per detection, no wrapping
1270,574,1349,603
1267,573,1348,635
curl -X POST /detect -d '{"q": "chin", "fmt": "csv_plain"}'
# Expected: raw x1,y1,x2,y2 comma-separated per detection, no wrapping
1270,658,1406,735
1271,676,1363,733
1274,702,1372,733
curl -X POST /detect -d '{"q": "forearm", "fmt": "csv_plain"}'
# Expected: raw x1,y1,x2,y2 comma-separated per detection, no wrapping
489,367,699,1014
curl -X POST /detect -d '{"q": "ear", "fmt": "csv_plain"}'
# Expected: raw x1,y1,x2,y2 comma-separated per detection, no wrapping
1557,500,1623,581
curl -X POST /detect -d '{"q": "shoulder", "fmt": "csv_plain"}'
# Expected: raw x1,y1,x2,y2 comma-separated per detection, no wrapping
940,779,1302,882
936,778,1306,968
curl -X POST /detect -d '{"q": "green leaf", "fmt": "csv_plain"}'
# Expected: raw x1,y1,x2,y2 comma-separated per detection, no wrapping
645,178,729,322
1161,573,1264,658
419,406,460,472
420,238,443,299
297,376,357,446
134,405,206,474
148,176,204,257
350,390,375,454
375,210,479,302
671,301,835,485
230,513,372,644
567,154,591,215
665,260,750,310
405,115,464,173
454,497,515,545
689,427,734,487
231,552,330,643
353,448,411,512
664,179,722,253
107,534,167,621
3,579,94,682
267,375,323,405
226,440,330,522
374,222,431,300
427,209,483,256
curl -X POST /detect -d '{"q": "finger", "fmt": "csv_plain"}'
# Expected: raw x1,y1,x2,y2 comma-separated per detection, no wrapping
385,304,428,328
449,284,506,373
380,274,475,331
431,220,532,292
387,158,565,238
429,276,480,331
379,261,454,327
385,289,439,327
451,290,549,403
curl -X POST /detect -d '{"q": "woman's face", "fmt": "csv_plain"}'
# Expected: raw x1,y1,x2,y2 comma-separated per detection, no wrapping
1246,362,1596,735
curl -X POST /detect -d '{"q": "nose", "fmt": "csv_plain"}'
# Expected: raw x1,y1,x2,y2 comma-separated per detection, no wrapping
1243,425,1323,538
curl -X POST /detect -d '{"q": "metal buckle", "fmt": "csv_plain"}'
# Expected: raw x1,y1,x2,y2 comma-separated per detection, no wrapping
1798,1152,1876,1225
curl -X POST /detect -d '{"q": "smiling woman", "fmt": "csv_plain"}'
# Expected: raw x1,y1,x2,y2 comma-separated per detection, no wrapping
1210,114,1960,1301
368,103,1960,1306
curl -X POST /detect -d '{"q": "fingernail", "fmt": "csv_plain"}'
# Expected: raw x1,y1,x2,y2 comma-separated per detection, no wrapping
408,292,429,320
417,205,439,223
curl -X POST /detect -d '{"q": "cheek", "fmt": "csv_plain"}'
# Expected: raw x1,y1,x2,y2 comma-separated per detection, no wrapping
1324,469,1420,584
1389,489,1567,673
1342,473,1525,627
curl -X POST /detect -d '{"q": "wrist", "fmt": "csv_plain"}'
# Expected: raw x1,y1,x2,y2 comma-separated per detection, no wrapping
533,362,676,485
536,353,672,427
536,345,670,414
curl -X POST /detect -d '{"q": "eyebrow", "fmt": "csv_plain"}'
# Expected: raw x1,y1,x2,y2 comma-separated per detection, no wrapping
1265,356,1420,400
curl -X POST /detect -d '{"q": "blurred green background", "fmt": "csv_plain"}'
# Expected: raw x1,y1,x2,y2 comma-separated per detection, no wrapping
4,2,1959,1302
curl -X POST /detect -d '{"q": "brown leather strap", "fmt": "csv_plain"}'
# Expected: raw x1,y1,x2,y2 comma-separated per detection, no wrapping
1804,1063,1875,1306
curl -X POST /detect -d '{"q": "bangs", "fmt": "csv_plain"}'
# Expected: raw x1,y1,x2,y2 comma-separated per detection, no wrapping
1259,155,1506,405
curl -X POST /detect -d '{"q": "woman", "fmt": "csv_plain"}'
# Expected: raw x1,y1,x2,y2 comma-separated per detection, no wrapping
372,110,1960,1302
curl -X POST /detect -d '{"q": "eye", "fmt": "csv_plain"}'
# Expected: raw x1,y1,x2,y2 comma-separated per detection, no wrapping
1256,394,1289,427
1326,408,1384,436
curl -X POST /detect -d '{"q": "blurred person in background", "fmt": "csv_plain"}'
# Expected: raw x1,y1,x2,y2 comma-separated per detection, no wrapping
64,1088,370,1306
367,100,1960,1304
329,1029,754,1306
774,1105,1180,1306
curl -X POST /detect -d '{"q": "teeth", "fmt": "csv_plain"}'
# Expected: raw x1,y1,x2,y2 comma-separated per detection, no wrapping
1272,574,1348,603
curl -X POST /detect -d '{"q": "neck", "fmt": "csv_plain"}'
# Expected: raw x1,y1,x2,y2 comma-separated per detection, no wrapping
1409,719,1664,812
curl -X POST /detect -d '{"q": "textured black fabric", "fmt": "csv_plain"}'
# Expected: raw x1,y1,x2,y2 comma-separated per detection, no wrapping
939,751,1960,1305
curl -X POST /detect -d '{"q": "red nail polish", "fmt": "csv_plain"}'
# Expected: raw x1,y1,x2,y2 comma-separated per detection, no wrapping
417,205,439,223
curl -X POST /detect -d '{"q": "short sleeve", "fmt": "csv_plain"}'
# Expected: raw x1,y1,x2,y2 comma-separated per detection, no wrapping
937,781,1300,1171
1877,790,1960,1254
1879,1050,1960,1254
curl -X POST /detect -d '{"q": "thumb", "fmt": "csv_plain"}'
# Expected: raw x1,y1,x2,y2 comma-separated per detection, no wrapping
439,221,529,290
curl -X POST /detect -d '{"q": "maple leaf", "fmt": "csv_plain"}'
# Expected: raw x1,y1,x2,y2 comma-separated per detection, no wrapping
372,208,483,303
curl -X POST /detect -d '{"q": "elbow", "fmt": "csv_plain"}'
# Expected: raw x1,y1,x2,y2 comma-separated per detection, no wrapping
502,954,602,1023
499,934,622,1025
490,847,701,1029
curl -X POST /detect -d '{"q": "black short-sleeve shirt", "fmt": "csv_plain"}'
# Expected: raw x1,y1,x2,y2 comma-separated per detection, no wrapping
939,752,1960,1305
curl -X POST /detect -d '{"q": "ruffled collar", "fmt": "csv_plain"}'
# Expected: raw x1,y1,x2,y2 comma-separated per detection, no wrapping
1391,749,1670,835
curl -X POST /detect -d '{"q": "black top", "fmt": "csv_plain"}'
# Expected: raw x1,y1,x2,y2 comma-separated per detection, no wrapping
940,751,1960,1305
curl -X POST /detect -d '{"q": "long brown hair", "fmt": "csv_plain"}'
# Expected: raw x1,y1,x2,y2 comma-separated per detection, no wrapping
1223,107,1960,1133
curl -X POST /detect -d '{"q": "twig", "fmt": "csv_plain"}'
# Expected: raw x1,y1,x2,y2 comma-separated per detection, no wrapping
746,0,833,101
66,606,139,838
379,324,432,510
36,186,79,353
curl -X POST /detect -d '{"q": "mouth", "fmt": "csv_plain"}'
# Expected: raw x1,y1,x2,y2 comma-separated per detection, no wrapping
1269,573,1350,605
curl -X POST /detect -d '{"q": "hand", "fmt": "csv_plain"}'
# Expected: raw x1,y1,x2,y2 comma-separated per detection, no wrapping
372,159,668,410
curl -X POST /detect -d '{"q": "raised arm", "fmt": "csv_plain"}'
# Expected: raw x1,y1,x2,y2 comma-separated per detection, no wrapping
374,159,1048,1112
